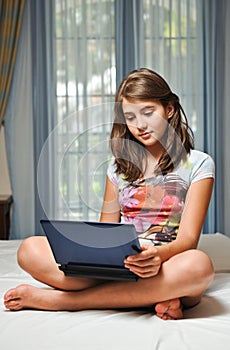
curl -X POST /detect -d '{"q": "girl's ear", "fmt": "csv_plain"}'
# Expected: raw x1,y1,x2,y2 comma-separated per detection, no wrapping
167,104,174,119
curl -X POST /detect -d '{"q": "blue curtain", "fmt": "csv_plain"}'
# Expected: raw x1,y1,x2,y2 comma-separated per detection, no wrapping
30,0,56,235
115,0,144,87
197,0,226,233
4,0,34,239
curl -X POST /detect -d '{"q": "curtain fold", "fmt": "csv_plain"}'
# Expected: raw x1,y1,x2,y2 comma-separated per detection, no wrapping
115,0,144,87
197,0,226,233
223,1,230,237
30,0,56,235
4,0,34,239
0,0,25,128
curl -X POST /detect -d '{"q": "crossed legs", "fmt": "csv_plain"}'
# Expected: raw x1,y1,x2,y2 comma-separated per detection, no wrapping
4,237,214,319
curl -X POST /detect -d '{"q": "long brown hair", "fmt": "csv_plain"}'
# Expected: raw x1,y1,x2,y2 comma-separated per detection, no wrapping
110,68,194,182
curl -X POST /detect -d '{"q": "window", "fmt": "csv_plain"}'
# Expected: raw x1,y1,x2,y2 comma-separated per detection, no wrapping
53,0,199,221
55,0,115,220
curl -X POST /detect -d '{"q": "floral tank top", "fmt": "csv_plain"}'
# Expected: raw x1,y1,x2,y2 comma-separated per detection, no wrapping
107,150,215,245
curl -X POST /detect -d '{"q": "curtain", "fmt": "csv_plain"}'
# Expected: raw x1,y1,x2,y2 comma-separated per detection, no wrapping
4,0,34,239
50,0,115,223
5,0,56,238
115,0,144,86
142,0,201,147
197,0,226,233
0,0,25,128
30,0,56,235
223,1,230,238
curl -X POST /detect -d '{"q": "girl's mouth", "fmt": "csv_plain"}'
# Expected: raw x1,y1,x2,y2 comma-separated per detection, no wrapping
139,132,152,139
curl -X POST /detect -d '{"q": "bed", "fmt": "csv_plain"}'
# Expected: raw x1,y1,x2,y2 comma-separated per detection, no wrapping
1,233,230,350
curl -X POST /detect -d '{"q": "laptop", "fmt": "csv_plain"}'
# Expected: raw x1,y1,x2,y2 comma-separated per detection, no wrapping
40,219,142,281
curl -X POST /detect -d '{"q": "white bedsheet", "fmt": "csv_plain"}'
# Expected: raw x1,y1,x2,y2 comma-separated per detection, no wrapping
0,233,230,350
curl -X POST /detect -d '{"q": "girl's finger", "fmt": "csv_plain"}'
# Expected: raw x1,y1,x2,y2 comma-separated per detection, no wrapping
125,255,161,266
129,266,161,278
126,248,159,262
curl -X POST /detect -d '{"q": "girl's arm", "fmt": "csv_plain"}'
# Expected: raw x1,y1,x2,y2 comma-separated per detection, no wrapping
100,176,121,223
125,177,214,278
157,177,214,262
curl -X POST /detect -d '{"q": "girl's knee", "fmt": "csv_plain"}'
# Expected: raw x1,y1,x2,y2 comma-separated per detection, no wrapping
17,237,32,268
17,236,46,270
185,249,214,286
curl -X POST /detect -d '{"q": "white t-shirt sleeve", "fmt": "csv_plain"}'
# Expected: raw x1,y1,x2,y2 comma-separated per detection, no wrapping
190,152,215,184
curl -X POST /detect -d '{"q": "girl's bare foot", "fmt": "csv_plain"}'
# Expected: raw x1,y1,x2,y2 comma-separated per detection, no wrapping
155,298,183,320
4,284,66,311
4,285,183,319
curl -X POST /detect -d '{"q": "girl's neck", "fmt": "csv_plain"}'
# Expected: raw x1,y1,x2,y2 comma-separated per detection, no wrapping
142,151,158,179
142,142,165,179
146,141,165,162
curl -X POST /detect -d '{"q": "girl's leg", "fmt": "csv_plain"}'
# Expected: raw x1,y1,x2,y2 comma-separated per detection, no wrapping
4,249,214,315
16,236,104,290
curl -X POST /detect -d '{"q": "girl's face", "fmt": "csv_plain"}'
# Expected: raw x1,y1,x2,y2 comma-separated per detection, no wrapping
122,98,174,151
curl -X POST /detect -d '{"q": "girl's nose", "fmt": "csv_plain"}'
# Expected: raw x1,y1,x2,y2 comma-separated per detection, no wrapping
136,117,147,130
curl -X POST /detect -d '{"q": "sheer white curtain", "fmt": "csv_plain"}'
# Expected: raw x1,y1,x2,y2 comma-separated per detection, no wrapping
142,0,201,147
51,0,116,222
52,0,204,224
115,0,202,145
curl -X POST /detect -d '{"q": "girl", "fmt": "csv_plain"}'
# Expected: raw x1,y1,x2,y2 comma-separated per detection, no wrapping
4,68,215,320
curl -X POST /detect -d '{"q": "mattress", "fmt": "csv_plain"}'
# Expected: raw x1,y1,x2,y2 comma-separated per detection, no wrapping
0,233,230,350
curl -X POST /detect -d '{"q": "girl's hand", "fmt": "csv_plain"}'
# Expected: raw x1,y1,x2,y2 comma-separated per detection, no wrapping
124,245,162,278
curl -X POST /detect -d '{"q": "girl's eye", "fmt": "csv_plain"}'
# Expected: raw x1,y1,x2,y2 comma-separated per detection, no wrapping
144,110,153,117
125,115,135,121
